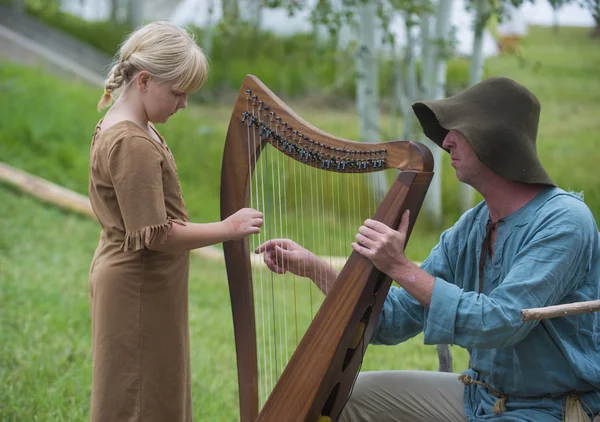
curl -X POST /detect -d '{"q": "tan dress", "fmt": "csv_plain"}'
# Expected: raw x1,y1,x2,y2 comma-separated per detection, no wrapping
88,120,191,422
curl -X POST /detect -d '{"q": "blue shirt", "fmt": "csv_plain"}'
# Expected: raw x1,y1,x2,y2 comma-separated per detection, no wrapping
372,187,600,421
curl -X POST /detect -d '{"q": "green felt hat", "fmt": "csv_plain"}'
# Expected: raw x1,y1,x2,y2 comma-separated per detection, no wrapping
412,76,554,186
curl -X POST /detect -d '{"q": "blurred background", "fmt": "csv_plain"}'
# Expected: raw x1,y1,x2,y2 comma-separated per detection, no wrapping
0,0,599,420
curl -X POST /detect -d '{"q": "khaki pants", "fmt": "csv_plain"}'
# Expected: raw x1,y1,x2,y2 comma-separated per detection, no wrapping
338,370,467,422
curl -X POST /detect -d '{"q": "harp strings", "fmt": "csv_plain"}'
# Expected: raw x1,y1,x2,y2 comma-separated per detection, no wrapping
244,97,384,408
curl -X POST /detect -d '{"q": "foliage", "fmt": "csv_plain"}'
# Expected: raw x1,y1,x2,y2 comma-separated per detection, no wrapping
10,0,474,103
24,2,130,58
579,0,600,32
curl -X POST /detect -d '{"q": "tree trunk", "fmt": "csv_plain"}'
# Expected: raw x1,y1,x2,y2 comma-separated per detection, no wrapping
356,1,387,198
401,14,418,141
419,0,452,228
222,0,240,27
593,14,600,37
391,40,410,140
245,0,261,35
459,0,489,213
126,0,143,28
203,0,217,57
110,0,119,22
12,0,25,14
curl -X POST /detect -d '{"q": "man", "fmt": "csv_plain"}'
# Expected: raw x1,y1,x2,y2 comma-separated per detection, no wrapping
256,77,600,421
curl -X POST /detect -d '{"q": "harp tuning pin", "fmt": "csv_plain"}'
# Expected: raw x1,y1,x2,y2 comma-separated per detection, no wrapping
264,105,270,111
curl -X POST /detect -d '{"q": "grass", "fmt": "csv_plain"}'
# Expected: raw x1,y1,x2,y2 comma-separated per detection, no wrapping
0,184,469,421
1,24,599,421
2,27,599,258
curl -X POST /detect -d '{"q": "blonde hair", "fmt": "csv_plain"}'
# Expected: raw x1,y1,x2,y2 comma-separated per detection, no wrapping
98,21,209,111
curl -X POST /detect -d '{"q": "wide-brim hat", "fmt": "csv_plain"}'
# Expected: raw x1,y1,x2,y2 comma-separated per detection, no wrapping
412,76,554,186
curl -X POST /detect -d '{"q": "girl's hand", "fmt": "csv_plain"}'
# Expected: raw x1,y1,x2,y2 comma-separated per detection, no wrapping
224,208,263,240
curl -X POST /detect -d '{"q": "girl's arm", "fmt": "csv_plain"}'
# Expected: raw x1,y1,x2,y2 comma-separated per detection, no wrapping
149,208,263,252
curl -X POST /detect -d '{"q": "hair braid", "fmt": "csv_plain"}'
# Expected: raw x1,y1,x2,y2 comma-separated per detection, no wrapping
97,60,133,111
96,21,209,113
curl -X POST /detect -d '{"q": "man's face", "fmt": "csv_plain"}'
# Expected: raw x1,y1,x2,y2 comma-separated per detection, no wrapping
442,130,488,186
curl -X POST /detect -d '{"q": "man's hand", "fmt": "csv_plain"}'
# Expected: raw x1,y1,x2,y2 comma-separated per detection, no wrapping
352,210,435,307
352,210,410,275
254,238,318,277
254,239,339,294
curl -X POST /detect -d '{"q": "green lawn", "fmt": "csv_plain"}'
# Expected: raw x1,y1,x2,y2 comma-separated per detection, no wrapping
1,24,599,421
0,185,469,421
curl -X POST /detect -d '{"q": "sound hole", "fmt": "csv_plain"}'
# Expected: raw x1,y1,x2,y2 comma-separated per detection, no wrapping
321,382,340,417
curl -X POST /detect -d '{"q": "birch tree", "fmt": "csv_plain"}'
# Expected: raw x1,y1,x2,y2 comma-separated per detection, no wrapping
579,0,600,37
126,0,143,28
222,0,240,25
417,0,453,227
356,1,388,199
458,0,490,213
459,0,536,212
548,0,572,32
203,0,217,57
11,0,25,13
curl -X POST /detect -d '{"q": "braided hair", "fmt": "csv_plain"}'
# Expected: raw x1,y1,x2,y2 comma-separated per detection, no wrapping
97,21,208,111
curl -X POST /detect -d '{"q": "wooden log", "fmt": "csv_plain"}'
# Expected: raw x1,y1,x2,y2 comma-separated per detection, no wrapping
0,162,396,269
0,161,96,218
521,300,600,321
0,161,223,262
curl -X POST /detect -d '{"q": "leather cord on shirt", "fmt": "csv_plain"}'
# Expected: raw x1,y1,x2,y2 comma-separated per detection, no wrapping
478,218,498,293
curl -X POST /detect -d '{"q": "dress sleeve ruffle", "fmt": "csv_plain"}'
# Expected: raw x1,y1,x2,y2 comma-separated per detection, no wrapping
121,219,186,252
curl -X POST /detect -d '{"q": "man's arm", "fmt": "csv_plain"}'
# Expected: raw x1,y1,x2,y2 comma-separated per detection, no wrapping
368,212,458,345
422,220,592,349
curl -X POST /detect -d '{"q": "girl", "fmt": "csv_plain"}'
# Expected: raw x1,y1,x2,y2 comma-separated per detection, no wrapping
88,21,263,422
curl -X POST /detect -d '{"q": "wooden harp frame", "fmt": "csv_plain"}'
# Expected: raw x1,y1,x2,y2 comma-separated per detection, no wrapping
220,75,434,421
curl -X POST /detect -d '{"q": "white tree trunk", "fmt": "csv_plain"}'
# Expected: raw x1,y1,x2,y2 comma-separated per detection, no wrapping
401,14,418,141
391,45,411,140
244,0,261,32
459,0,488,213
12,0,25,13
126,0,143,28
356,1,387,198
419,9,434,100
203,0,217,57
419,0,452,228
432,0,453,101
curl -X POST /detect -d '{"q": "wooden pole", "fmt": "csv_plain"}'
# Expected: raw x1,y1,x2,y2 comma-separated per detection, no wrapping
0,161,224,262
0,161,392,269
0,161,96,218
521,300,600,321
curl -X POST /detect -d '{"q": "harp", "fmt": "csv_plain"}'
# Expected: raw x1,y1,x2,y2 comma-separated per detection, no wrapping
220,75,434,421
